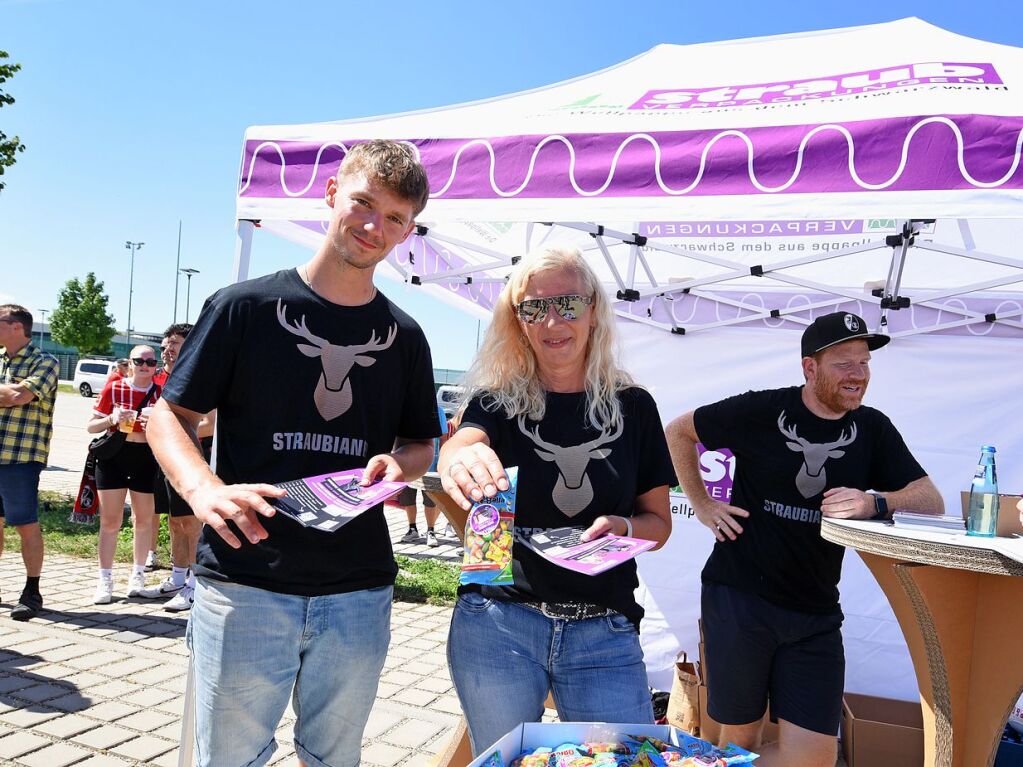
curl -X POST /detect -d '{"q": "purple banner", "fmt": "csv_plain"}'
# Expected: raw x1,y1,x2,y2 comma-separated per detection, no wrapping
240,114,1023,201
631,62,1003,110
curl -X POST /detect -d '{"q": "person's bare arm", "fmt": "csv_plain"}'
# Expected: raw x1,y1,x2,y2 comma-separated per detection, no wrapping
361,437,434,485
147,398,283,549
822,475,945,519
196,409,217,440
438,426,509,510
87,412,121,433
0,383,34,407
665,411,749,542
580,484,673,551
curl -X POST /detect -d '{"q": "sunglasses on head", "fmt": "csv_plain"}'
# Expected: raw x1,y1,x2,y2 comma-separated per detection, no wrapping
515,294,593,324
131,357,158,368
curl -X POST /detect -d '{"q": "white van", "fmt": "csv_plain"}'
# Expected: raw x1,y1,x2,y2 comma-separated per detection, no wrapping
73,359,116,397
436,385,465,417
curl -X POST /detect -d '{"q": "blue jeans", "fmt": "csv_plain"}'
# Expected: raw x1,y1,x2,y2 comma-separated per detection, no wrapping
187,577,393,767
447,594,653,756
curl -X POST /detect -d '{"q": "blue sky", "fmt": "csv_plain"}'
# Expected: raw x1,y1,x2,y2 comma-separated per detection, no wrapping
2,0,1021,370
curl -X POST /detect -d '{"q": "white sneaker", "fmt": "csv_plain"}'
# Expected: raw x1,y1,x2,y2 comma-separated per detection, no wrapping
93,577,114,605
126,572,146,598
400,528,420,543
137,576,184,600
144,551,158,572
164,584,194,612
426,530,439,548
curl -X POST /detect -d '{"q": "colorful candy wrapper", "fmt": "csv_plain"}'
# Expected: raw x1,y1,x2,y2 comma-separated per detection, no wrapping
460,467,517,586
477,750,505,767
631,740,669,767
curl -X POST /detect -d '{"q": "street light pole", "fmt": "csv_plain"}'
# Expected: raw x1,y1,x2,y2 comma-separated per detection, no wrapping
125,241,144,345
37,309,48,351
178,268,200,322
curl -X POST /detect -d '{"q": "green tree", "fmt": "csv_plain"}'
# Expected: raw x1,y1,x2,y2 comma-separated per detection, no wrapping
0,50,26,192
50,273,117,356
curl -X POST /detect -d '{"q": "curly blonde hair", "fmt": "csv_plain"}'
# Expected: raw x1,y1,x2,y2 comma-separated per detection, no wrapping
461,245,633,429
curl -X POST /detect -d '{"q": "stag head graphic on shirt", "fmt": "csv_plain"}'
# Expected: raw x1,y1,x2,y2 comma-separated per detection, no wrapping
518,415,623,517
777,411,857,498
277,300,397,421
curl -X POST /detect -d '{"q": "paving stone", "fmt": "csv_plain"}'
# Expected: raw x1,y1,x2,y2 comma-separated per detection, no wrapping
76,755,134,766
34,712,99,738
120,687,176,707
382,718,445,748
109,734,177,761
0,730,50,758
86,680,138,700
81,700,137,722
116,709,177,732
0,707,61,727
46,692,94,713
72,723,136,749
393,688,438,707
0,677,34,694
375,681,401,699
18,741,94,766
416,675,453,694
362,709,403,739
361,741,410,767
149,750,181,767
12,683,74,703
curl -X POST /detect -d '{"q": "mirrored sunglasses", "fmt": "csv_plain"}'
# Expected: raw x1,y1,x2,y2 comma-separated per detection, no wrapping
131,357,159,368
516,294,594,324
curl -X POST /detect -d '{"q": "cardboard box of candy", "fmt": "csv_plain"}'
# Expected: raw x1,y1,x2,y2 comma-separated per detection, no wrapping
467,722,758,766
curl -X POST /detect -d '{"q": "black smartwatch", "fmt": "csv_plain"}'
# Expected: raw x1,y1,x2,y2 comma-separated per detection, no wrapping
870,493,890,520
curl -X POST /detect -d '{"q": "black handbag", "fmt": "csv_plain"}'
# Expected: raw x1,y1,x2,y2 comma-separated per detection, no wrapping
89,385,157,460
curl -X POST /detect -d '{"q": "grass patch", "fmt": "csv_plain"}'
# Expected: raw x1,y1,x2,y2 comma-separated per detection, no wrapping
12,492,459,604
394,554,459,606
5,491,171,564
57,383,77,395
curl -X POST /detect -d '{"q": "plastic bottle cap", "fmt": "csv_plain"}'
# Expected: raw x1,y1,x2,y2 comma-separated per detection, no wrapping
982,445,997,452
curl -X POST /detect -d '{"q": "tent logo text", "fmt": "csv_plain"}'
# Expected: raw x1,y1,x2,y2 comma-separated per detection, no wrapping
631,62,1002,110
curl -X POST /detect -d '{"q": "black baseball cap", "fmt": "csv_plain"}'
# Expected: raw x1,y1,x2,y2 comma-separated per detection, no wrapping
800,312,890,357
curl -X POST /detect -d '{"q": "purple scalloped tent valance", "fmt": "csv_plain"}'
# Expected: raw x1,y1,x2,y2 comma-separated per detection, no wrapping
240,114,1023,201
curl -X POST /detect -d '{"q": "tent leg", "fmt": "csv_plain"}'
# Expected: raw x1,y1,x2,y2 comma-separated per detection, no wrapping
233,220,255,283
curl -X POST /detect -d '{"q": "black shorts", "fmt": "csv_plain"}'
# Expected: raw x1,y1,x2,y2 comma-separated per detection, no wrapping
394,486,434,508
701,581,845,736
154,436,213,517
95,442,159,493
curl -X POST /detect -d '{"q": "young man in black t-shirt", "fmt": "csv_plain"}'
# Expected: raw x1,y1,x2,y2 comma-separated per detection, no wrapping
148,140,438,767
666,311,943,767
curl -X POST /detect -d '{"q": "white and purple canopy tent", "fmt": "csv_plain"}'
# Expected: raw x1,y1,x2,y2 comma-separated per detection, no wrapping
234,18,1023,700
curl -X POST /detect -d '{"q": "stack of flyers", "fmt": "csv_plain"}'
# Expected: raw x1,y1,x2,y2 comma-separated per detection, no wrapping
268,469,406,533
523,525,656,576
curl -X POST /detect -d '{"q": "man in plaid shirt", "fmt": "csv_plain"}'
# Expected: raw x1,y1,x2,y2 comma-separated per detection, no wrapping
0,305,59,621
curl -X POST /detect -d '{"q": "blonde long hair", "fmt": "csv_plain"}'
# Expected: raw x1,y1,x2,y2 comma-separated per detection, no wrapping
461,245,633,429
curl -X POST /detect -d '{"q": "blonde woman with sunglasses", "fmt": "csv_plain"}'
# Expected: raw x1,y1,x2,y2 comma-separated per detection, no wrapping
85,345,161,604
439,245,676,756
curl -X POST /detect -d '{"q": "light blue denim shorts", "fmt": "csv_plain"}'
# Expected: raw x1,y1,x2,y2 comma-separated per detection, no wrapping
187,577,393,767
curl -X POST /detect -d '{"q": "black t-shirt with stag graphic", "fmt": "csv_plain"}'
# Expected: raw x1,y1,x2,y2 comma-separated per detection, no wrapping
460,387,677,625
162,268,440,596
694,386,926,613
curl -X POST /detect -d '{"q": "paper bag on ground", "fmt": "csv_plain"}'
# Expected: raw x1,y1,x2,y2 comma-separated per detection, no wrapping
667,650,701,736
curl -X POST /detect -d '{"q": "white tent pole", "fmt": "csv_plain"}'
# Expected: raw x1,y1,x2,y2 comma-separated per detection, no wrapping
233,220,255,283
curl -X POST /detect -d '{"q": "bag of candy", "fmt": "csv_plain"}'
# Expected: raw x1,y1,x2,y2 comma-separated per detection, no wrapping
460,467,517,586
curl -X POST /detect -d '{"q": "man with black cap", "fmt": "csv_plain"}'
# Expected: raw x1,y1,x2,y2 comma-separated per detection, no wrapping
665,311,942,767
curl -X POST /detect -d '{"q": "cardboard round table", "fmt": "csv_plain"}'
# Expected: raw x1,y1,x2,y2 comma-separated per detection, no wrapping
821,518,1023,767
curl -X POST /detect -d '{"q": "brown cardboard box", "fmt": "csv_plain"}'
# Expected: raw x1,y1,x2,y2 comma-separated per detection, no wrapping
841,693,923,767
958,492,1023,537
698,684,779,746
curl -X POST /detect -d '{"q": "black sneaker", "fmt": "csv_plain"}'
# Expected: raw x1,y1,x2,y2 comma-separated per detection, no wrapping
11,592,42,622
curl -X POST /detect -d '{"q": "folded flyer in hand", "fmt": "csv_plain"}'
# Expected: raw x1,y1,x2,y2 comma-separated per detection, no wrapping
268,469,406,533
523,525,656,576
